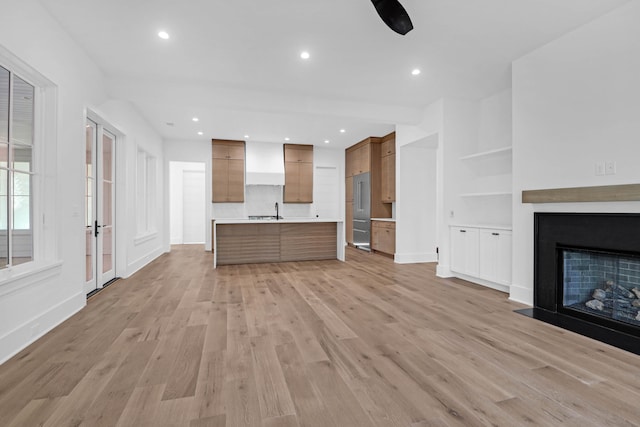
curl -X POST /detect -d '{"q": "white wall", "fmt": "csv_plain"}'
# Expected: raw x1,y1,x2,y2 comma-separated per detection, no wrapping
396,137,438,263
0,0,167,363
511,1,640,305
396,101,443,265
95,100,166,277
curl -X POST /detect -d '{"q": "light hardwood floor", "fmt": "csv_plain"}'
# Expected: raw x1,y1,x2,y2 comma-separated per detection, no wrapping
1,245,639,426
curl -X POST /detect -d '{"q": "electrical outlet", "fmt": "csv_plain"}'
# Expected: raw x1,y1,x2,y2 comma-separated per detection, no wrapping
450,210,454,218
595,161,605,176
605,161,616,175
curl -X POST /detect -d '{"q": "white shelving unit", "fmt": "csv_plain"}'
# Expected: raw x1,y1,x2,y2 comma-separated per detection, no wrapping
456,145,513,227
460,191,512,198
459,146,512,161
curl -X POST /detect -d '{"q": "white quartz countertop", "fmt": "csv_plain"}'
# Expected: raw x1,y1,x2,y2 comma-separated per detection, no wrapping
371,218,396,222
214,218,342,224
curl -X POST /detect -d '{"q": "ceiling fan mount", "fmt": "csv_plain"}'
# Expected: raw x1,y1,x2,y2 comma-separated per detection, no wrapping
371,0,414,36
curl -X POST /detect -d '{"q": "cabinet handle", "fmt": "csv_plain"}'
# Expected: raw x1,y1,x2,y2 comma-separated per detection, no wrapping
492,232,499,236
459,230,466,233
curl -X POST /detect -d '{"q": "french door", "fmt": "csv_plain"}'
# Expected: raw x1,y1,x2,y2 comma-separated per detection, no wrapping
85,118,116,294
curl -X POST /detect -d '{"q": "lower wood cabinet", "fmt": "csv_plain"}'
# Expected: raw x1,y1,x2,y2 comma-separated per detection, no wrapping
371,220,395,256
450,226,512,289
345,202,353,244
216,222,337,265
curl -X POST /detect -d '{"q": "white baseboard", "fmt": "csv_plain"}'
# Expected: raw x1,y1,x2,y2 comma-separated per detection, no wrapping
0,291,85,365
436,263,453,278
509,283,533,306
394,252,438,264
451,272,510,294
125,246,165,278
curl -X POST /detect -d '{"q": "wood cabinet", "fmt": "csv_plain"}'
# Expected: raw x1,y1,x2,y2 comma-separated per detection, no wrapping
212,139,245,202
450,225,512,290
215,222,337,265
345,143,371,177
284,144,313,203
345,202,353,243
381,132,395,203
371,220,395,256
345,137,392,245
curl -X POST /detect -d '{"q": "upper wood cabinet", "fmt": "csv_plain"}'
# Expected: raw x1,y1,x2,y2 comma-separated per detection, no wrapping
381,132,396,203
284,144,313,203
212,139,245,203
346,143,371,177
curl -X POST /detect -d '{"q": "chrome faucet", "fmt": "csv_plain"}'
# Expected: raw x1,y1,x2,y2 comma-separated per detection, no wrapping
275,202,279,220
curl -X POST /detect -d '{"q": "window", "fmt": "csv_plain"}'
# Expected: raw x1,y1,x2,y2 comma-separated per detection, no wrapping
136,148,156,238
0,65,34,268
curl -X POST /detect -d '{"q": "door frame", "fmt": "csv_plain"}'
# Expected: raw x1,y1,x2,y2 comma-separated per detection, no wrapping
85,108,126,293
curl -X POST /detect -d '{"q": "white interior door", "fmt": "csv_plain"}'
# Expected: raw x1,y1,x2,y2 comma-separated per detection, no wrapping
85,118,116,294
182,170,205,244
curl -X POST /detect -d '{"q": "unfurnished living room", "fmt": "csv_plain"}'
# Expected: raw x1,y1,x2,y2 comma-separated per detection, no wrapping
1,1,640,426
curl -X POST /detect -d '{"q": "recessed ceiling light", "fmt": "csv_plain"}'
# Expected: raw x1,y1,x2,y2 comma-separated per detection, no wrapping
192,117,199,122
158,31,170,40
300,51,310,59
324,140,330,144
284,137,290,141
339,129,346,133
197,131,203,135
411,68,421,76
244,135,250,139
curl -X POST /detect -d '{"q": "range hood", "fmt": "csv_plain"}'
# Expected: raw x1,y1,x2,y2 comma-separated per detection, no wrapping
245,141,285,185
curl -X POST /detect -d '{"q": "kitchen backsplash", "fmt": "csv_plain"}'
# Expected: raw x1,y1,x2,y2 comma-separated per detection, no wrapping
213,185,314,219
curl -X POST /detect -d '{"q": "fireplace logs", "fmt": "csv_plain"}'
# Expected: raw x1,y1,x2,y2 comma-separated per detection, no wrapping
582,280,640,325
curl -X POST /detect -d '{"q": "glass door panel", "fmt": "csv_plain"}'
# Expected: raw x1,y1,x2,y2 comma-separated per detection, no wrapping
85,121,96,290
85,119,116,294
100,131,115,281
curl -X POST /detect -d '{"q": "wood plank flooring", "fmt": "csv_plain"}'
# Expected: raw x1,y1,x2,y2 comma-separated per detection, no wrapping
1,245,639,426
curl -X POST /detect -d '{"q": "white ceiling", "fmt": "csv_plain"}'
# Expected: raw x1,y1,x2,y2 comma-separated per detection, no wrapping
38,0,628,149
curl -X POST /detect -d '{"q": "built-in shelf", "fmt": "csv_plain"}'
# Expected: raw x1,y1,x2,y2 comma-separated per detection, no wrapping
460,191,512,198
460,146,512,161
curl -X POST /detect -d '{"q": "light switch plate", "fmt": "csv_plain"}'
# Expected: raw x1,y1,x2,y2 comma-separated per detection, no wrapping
605,161,616,175
595,161,605,176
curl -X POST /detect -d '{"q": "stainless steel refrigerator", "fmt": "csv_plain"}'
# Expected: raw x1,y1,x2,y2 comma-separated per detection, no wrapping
353,172,371,251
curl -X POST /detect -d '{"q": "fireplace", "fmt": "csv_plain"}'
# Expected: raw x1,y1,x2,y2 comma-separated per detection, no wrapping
520,213,640,354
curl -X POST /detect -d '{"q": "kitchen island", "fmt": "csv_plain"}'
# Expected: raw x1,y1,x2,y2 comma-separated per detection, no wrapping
212,218,344,267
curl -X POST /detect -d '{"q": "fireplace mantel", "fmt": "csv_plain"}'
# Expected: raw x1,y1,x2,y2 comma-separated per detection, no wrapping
521,183,640,203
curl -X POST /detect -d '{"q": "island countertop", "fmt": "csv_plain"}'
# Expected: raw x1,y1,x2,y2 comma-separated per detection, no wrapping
212,219,345,267
214,217,342,224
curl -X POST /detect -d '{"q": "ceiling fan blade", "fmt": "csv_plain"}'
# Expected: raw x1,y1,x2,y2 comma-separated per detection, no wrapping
371,0,414,35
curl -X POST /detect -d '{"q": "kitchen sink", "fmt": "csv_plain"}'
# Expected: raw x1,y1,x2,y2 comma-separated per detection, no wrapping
248,215,283,220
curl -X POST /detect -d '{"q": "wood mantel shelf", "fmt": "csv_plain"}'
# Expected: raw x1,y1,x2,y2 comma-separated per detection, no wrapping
522,184,640,203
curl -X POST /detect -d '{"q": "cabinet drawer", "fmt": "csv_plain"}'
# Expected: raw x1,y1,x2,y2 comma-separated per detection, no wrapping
372,220,395,230
381,138,395,156
284,144,313,163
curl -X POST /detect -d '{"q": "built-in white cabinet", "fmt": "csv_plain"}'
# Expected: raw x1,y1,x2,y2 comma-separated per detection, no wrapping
478,229,512,286
450,226,479,277
450,225,512,292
